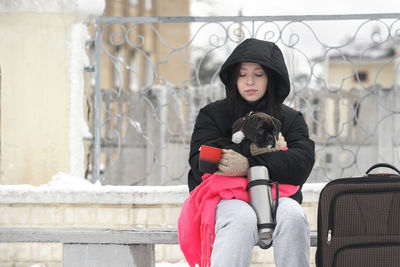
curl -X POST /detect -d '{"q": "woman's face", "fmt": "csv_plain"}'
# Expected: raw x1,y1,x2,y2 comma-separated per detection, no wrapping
236,62,268,102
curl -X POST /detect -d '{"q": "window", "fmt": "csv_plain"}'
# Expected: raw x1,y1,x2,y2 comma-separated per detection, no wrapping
355,71,368,82
326,153,332,164
299,98,307,115
129,55,139,92
113,46,122,89
145,0,152,10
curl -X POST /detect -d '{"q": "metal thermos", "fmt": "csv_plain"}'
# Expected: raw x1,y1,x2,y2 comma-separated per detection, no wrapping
247,166,276,249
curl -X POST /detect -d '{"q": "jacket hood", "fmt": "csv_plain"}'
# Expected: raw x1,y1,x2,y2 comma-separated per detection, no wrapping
219,38,290,103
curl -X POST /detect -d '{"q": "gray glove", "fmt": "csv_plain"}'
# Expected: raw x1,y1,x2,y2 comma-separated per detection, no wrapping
216,149,249,176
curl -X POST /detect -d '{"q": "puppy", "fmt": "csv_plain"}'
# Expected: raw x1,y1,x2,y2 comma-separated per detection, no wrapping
204,111,286,152
232,112,283,149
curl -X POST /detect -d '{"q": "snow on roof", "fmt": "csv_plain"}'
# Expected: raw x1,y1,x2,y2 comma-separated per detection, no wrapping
313,34,400,63
328,42,397,61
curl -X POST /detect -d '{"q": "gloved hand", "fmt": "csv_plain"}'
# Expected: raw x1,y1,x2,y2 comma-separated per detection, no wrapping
216,149,249,176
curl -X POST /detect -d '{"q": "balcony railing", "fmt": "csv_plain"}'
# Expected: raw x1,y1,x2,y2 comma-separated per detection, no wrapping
90,14,400,185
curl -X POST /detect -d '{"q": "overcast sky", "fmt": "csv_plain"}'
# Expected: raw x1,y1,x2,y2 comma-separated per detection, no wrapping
191,0,400,16
189,0,400,60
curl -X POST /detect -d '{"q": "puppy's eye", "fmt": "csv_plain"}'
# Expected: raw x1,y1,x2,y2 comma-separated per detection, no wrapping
257,128,265,135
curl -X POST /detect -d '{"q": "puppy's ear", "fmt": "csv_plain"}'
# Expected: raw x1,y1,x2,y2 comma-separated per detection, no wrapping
232,117,245,133
243,116,259,141
272,117,282,139
272,117,281,131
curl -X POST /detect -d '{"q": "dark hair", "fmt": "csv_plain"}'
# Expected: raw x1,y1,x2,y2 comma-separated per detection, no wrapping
226,63,282,122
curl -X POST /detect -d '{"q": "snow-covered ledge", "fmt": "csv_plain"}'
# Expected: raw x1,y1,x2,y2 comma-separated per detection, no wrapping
302,182,326,202
0,174,324,205
0,184,190,205
0,0,105,185
0,0,105,18
0,173,189,204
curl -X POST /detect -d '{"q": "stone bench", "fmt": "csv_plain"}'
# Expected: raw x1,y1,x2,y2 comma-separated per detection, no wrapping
0,227,317,267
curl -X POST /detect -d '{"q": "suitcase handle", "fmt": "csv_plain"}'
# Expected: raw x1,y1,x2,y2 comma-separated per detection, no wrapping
365,163,400,175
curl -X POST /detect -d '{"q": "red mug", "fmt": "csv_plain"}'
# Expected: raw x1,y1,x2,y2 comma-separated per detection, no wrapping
199,145,223,173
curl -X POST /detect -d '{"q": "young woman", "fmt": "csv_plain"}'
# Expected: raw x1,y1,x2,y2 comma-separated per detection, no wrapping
185,38,315,267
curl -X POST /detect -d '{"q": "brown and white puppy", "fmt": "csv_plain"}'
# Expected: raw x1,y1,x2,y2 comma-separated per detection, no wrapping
232,111,282,149
204,111,286,152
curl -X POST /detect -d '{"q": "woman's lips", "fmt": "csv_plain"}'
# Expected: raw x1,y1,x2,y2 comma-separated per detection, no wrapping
245,89,258,95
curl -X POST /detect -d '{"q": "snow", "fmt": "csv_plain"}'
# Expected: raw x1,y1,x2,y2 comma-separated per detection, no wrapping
0,172,189,205
0,0,105,19
302,182,326,202
28,259,191,267
76,0,105,19
67,22,93,178
0,172,324,204
156,261,190,267
45,172,99,187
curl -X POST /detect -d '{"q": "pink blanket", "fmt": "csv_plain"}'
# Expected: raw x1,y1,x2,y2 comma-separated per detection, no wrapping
178,173,299,267
178,174,249,267
271,184,299,200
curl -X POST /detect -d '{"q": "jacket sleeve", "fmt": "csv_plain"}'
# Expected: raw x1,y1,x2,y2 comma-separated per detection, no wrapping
247,111,315,185
188,106,250,191
188,107,222,189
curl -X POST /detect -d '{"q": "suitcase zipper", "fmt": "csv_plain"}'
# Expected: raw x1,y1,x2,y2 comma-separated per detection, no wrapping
327,229,332,245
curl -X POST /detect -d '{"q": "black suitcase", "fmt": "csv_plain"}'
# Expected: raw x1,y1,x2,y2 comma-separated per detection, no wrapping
316,163,400,267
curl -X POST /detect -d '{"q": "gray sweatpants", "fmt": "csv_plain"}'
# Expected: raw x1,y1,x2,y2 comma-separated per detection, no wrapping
210,198,310,267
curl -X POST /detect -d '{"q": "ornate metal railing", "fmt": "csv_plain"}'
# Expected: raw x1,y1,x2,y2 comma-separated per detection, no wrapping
90,14,400,185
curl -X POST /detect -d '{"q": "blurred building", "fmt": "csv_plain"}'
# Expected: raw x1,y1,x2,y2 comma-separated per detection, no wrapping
89,0,193,185
98,0,191,90
299,37,400,181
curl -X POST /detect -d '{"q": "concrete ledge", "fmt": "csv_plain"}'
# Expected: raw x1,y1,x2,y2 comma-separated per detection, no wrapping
0,227,178,244
0,227,318,247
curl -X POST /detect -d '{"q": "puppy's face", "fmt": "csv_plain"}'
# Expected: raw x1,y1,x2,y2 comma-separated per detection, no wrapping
242,114,281,148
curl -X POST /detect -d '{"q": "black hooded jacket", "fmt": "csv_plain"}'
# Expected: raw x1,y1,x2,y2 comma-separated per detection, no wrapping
188,38,315,203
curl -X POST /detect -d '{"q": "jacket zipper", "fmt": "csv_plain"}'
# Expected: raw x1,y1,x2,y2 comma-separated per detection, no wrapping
326,180,400,245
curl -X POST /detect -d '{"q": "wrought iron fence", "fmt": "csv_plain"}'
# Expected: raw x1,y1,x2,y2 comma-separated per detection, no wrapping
89,14,400,185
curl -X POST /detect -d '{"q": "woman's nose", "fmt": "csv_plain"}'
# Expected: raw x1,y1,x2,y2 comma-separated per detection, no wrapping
246,76,255,85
